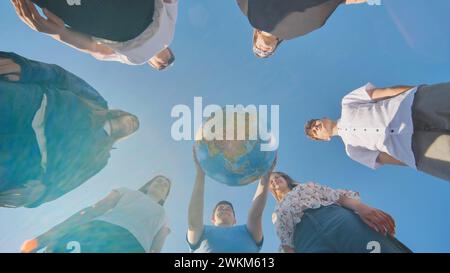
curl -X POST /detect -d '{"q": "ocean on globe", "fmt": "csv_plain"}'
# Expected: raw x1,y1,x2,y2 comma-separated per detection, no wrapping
194,107,277,186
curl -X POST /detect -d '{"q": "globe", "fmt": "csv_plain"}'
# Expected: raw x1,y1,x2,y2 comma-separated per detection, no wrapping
194,108,277,186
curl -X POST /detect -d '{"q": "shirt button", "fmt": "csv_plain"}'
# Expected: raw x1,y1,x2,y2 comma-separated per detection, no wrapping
391,130,395,133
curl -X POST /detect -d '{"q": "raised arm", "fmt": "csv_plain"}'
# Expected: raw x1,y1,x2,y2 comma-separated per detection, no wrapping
367,85,414,101
376,152,407,166
11,0,115,59
21,190,122,253
247,156,277,244
187,147,206,246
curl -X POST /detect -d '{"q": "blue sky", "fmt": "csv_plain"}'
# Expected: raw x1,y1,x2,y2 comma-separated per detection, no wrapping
1,0,450,253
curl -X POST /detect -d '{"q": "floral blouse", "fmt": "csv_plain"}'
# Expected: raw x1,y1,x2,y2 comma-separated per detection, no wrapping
272,182,360,250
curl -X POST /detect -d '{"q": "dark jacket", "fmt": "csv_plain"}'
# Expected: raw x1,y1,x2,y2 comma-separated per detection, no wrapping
32,0,155,42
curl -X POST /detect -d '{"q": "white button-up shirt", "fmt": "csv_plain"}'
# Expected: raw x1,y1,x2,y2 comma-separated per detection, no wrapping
94,0,178,65
338,83,418,169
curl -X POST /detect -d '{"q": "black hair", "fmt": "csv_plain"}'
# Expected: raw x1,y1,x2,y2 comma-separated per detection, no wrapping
212,200,236,218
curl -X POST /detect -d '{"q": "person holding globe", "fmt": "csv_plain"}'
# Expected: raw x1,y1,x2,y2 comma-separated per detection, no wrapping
187,147,277,253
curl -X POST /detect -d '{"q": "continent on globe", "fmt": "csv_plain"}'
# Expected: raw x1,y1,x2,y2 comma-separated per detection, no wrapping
194,107,277,186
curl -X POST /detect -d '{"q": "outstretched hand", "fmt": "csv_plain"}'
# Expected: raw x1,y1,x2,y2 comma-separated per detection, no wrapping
21,238,40,253
0,57,21,81
355,204,396,237
11,0,66,36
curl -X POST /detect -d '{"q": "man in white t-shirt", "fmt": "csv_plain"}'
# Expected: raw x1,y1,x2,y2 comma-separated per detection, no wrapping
12,0,178,70
304,82,450,182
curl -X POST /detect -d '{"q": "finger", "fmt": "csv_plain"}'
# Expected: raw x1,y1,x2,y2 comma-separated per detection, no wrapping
379,211,396,235
373,213,390,235
0,58,15,65
12,0,25,19
11,0,22,15
43,8,65,26
377,211,394,234
382,211,396,228
22,0,46,31
6,74,20,82
376,211,395,235
362,218,379,233
11,0,22,16
18,0,33,20
365,212,385,233
25,0,46,24
0,64,21,75
16,0,37,28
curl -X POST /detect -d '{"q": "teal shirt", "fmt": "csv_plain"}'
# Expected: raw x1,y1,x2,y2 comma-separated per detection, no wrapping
188,225,263,253
0,52,112,208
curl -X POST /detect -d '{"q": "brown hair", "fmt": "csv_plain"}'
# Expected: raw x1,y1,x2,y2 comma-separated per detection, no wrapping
139,175,171,206
304,119,321,141
269,172,299,203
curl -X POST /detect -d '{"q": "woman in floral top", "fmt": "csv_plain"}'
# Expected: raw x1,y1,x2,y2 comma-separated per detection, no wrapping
269,172,412,253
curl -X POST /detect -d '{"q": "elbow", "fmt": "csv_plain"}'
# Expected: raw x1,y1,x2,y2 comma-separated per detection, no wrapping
188,217,203,231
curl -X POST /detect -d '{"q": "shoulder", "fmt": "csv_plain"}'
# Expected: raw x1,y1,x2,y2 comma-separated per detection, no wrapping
342,82,376,106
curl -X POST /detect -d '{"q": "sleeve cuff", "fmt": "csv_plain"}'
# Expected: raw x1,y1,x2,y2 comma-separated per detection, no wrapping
186,228,205,252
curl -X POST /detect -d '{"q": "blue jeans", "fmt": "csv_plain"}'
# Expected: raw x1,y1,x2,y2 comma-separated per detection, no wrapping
50,221,145,253
294,205,412,253
0,81,44,191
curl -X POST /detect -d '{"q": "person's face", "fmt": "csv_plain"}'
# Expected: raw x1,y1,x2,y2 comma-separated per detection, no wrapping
146,177,171,203
212,204,236,227
253,30,279,57
148,47,175,70
309,118,333,141
109,113,139,141
269,173,290,195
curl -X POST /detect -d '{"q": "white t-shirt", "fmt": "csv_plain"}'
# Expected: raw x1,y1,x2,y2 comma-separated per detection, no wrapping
338,83,418,169
94,0,178,65
95,187,168,252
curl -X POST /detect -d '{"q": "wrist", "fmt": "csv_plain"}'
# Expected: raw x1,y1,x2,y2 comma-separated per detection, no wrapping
354,202,367,214
51,27,68,40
